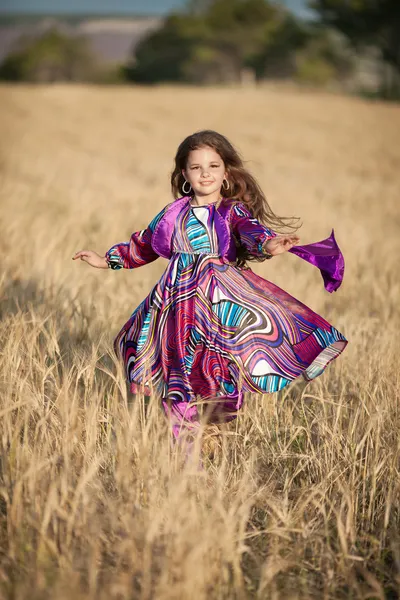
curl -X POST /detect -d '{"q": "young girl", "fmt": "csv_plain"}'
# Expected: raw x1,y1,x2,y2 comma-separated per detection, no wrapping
73,130,347,440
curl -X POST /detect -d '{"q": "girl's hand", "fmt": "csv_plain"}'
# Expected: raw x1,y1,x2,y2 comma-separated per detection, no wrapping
72,250,108,269
264,234,300,256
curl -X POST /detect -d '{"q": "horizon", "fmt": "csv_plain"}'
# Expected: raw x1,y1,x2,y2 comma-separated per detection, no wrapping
0,0,314,19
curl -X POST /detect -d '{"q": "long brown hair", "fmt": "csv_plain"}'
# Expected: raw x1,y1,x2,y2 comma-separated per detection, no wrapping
170,130,300,266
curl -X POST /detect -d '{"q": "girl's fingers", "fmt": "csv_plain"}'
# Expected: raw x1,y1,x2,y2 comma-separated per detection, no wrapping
284,235,299,242
270,235,300,253
72,251,89,260
281,236,300,245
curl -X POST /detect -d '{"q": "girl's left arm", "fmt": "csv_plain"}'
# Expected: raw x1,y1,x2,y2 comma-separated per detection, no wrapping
230,203,344,292
105,206,167,270
230,203,277,258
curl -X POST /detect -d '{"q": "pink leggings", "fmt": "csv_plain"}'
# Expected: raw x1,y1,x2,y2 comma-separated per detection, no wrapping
162,399,201,440
161,395,242,442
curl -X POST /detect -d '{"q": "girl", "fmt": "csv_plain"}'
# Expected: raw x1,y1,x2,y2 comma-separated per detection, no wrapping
73,130,347,440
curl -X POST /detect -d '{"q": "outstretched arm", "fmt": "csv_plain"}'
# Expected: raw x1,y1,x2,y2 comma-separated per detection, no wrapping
72,229,158,270
72,250,108,268
231,203,299,258
263,233,300,257
230,203,344,293
104,227,159,270
73,205,168,270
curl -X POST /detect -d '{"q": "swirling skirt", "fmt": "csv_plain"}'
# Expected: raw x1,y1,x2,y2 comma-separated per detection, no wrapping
114,254,347,430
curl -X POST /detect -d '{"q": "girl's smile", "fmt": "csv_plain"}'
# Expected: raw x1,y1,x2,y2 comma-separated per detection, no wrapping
182,146,227,204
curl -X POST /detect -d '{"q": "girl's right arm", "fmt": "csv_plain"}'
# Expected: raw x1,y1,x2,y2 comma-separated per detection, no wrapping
72,205,169,270
104,227,159,270
72,250,108,268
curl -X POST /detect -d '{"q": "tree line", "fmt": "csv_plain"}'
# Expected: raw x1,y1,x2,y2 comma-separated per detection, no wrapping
127,0,352,86
1,0,399,98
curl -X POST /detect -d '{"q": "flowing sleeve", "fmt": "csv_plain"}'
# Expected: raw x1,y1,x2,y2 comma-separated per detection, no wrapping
230,202,277,258
230,203,345,293
289,230,345,293
105,206,166,270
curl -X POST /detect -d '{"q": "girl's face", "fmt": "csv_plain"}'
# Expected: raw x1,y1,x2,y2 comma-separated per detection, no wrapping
182,146,227,197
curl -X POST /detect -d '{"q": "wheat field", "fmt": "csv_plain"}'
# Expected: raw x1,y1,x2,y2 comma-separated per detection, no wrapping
0,84,399,599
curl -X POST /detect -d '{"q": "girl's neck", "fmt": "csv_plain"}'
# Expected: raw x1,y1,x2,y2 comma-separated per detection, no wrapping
190,193,222,207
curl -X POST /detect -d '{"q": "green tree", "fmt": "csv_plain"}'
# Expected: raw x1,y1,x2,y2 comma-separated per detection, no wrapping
295,26,354,86
129,0,353,87
130,0,283,84
311,0,400,88
249,14,309,79
203,0,281,81
127,14,201,83
0,29,96,82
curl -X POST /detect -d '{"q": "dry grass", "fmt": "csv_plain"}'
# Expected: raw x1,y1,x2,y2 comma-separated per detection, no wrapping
0,84,399,599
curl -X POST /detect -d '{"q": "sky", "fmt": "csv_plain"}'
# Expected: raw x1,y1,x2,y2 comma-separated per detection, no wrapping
0,0,314,19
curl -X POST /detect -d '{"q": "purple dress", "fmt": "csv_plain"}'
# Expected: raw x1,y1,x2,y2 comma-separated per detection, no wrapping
106,200,347,434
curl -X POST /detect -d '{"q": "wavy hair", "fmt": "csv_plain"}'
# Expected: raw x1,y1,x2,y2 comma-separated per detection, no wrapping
170,130,300,266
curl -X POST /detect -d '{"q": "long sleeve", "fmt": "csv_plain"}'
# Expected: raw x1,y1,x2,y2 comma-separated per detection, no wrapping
230,203,277,258
105,206,167,270
289,230,345,292
230,203,344,292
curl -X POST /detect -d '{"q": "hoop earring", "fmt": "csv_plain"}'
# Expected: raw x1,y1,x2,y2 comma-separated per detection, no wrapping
222,179,229,191
182,180,192,194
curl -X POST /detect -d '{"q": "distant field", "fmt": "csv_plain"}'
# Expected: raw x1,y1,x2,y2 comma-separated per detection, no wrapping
0,84,399,599
0,15,161,63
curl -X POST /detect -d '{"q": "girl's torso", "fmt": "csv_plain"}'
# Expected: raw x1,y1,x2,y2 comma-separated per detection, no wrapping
172,204,219,255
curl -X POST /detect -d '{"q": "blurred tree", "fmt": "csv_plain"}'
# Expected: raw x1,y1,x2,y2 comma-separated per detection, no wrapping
311,0,400,95
202,0,281,82
0,29,96,82
250,18,353,85
130,0,283,84
295,26,354,86
129,0,354,87
126,14,198,83
249,14,309,79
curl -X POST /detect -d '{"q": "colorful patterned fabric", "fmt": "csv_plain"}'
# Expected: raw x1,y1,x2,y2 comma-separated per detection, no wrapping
106,208,166,269
106,201,347,427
